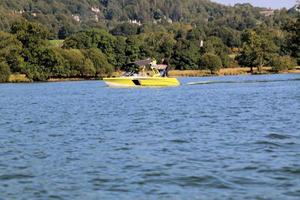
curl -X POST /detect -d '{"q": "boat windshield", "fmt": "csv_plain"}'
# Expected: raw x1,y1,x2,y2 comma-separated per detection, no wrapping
122,59,169,77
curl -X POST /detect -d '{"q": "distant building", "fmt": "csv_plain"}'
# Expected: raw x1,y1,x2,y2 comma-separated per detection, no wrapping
260,9,274,17
167,18,173,24
128,19,142,26
91,7,100,14
72,15,80,22
13,10,25,15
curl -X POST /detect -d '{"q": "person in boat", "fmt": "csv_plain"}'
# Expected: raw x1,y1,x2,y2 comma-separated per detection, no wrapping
162,58,170,77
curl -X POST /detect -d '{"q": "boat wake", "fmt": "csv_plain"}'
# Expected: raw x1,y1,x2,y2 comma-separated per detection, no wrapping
186,78,300,86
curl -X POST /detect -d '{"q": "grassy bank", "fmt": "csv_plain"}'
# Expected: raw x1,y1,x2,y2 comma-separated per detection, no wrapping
168,67,300,77
8,74,31,83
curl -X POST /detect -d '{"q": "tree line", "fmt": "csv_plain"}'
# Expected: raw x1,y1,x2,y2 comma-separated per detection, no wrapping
0,1,299,82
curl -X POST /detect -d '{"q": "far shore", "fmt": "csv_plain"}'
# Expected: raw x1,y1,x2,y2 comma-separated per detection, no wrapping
6,67,300,83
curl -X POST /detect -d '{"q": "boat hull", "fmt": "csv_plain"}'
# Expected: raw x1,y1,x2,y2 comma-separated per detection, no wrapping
103,77,180,87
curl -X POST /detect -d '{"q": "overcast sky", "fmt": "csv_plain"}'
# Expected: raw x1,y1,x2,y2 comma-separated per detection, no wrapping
212,0,297,9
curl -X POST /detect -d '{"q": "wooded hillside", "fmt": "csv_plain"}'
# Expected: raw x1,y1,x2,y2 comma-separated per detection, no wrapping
0,0,298,38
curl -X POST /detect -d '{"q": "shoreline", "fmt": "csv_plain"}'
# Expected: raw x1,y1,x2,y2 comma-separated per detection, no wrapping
168,67,300,77
6,67,300,83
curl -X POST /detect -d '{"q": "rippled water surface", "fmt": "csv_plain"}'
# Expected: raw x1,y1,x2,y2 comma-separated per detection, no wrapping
1,74,300,199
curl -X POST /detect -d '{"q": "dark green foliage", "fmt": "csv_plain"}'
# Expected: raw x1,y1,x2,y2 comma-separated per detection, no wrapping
270,56,297,72
287,18,300,64
125,36,143,63
237,29,279,71
0,32,24,72
208,26,241,47
58,26,74,40
81,48,114,76
11,20,50,48
59,49,92,77
140,32,176,60
171,39,200,70
110,23,140,36
186,27,206,41
203,36,230,67
81,59,96,77
22,47,65,81
21,63,49,81
114,37,127,70
63,32,93,49
0,62,11,82
63,29,117,66
201,53,222,74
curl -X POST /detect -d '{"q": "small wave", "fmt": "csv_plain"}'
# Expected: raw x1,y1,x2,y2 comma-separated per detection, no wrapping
187,81,233,85
170,139,190,144
90,177,111,187
231,176,265,186
143,172,169,178
114,147,131,151
265,133,291,140
0,173,34,180
48,133,64,137
279,167,300,175
48,195,64,200
173,175,233,189
284,190,300,197
255,140,282,147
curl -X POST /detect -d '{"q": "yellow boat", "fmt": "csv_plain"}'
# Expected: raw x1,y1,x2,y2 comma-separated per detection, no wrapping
103,59,180,87
103,77,180,87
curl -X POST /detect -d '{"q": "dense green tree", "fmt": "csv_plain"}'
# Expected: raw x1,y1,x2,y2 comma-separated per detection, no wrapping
81,48,114,76
114,36,127,70
64,29,118,66
63,32,93,49
208,26,241,47
91,29,117,65
0,32,24,72
81,59,96,77
9,21,67,81
10,20,50,48
58,25,75,40
200,53,222,74
19,47,66,81
125,36,143,63
110,23,140,36
0,62,11,82
237,29,279,72
203,36,230,67
171,39,200,70
59,49,89,77
186,27,206,42
287,17,300,64
140,32,176,60
270,56,297,72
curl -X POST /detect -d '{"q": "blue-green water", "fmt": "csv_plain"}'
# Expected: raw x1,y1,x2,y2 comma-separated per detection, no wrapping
0,74,300,199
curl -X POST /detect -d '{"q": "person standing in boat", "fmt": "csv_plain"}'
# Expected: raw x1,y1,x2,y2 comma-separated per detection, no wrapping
162,58,170,77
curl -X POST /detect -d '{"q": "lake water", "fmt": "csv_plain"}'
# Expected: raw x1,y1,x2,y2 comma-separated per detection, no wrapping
0,74,300,199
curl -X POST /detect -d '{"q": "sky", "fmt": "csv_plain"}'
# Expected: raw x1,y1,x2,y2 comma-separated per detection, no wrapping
212,0,297,9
